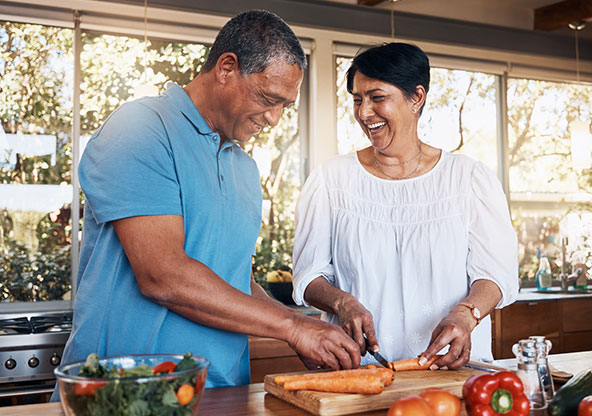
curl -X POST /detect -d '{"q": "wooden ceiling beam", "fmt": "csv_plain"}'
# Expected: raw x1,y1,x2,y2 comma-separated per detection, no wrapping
534,0,592,31
357,0,385,6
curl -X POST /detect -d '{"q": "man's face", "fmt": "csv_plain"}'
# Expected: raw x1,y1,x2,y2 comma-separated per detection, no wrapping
222,60,303,143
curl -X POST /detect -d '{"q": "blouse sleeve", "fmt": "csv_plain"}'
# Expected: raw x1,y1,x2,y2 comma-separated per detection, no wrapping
467,162,519,308
292,166,335,306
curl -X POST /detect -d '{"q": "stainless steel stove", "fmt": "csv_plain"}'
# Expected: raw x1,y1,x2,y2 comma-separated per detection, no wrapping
0,311,72,401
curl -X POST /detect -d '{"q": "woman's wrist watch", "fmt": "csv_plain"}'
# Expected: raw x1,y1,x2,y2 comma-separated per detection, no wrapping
457,302,482,325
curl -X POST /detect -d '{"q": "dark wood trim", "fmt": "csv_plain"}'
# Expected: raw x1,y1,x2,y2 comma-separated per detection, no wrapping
534,0,592,31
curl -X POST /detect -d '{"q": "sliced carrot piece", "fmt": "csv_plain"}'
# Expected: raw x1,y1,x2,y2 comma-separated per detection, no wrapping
389,355,442,371
176,383,195,405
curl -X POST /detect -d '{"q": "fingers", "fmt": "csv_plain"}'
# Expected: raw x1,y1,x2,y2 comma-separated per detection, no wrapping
363,320,379,353
422,321,471,370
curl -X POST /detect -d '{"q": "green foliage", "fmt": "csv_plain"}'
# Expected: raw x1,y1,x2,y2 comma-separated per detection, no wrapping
0,20,301,302
0,237,71,302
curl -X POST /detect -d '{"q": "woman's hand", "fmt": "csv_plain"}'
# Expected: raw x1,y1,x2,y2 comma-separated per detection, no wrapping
419,307,475,370
335,294,379,355
303,276,380,356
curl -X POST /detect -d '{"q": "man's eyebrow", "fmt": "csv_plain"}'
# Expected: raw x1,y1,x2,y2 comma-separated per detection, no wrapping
263,92,288,102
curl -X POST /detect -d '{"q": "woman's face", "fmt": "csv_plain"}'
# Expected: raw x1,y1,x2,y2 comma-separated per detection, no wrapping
351,71,417,153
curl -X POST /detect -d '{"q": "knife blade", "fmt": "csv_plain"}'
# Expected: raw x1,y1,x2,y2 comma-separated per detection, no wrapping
363,335,390,369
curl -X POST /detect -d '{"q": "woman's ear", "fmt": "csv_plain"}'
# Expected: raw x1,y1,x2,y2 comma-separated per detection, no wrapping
413,85,427,112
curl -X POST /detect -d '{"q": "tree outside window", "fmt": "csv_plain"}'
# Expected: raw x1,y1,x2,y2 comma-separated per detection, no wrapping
1,23,303,303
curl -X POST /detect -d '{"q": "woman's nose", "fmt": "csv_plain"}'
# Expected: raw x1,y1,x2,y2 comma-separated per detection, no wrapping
357,100,374,121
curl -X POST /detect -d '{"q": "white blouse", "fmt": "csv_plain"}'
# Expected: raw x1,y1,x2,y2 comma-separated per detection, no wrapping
292,150,519,363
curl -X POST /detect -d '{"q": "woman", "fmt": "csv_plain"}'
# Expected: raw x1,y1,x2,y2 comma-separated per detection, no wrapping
292,43,518,370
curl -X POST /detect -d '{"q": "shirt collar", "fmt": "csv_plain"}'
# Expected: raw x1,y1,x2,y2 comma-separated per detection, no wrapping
165,82,216,136
165,82,239,152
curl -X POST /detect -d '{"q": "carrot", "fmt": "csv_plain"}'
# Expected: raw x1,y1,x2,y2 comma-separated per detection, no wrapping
176,383,195,405
282,374,385,394
275,368,393,387
389,355,443,371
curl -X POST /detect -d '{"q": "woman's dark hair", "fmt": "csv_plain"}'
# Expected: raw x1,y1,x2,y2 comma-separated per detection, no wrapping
346,42,430,114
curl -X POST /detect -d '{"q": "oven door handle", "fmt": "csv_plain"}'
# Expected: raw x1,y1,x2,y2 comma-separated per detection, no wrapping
0,384,56,398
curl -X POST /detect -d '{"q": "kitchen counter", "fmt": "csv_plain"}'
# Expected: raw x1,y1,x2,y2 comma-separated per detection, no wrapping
4,351,592,416
516,287,592,302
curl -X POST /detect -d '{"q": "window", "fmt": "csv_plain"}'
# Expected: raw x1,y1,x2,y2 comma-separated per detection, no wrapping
0,21,74,304
248,95,304,285
0,20,306,307
80,32,305,287
508,78,592,281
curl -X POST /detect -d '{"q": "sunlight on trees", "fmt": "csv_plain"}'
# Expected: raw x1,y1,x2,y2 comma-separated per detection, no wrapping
0,22,302,301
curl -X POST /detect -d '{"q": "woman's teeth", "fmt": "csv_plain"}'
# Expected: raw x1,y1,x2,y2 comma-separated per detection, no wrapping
367,122,385,131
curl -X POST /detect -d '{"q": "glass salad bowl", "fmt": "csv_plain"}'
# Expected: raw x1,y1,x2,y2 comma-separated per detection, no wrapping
55,353,209,416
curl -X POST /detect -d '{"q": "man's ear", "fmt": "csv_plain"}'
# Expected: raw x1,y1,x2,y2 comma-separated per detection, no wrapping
215,52,239,85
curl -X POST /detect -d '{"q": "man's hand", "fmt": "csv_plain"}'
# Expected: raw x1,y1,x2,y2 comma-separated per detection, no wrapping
287,314,361,370
419,307,474,370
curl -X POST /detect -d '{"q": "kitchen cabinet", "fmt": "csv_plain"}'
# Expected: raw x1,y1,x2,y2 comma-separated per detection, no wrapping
249,307,321,382
249,337,307,383
493,293,592,359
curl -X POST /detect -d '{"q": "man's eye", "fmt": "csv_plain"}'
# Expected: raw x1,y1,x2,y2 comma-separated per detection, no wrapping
372,96,385,101
263,96,277,106
353,99,361,105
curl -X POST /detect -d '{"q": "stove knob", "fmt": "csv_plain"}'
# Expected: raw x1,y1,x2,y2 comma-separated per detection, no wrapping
5,358,17,370
28,357,40,368
50,353,61,366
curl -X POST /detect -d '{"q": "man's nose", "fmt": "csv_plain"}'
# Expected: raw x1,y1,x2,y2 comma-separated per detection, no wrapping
264,106,283,127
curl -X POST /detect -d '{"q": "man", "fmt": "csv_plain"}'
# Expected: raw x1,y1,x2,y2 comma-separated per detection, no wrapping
54,9,359,395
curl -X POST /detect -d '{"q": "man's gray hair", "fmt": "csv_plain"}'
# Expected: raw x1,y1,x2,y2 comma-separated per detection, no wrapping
201,10,306,75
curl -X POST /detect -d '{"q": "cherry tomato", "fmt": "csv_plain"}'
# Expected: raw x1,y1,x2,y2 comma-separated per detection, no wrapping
419,388,461,416
579,395,592,416
387,396,433,416
73,381,106,396
153,360,177,374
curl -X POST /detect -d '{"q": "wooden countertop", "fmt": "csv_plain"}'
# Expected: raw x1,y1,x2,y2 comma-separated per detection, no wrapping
5,351,592,416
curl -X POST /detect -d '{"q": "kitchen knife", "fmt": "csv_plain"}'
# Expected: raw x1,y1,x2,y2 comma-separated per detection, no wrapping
363,335,390,369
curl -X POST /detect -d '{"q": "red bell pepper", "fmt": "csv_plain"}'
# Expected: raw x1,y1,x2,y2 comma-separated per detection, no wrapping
462,370,530,415
73,380,106,396
153,360,177,375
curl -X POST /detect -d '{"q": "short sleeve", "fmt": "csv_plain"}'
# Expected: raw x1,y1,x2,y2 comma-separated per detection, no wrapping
292,166,335,306
79,101,182,224
467,162,519,308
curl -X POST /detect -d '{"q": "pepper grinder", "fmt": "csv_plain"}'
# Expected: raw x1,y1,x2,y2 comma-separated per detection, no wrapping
529,335,554,403
512,339,546,410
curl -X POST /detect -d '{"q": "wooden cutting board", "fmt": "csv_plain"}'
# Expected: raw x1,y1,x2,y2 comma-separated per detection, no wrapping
264,367,484,416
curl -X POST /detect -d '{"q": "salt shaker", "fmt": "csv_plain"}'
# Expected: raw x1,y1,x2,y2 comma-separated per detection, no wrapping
512,339,546,410
529,335,554,402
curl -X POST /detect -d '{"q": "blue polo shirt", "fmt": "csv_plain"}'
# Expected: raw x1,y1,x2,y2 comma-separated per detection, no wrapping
60,83,262,389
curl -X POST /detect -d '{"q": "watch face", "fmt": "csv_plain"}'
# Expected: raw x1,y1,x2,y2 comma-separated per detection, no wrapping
473,307,481,319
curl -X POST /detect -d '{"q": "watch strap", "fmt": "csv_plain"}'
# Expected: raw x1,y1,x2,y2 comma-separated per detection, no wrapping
457,302,482,325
